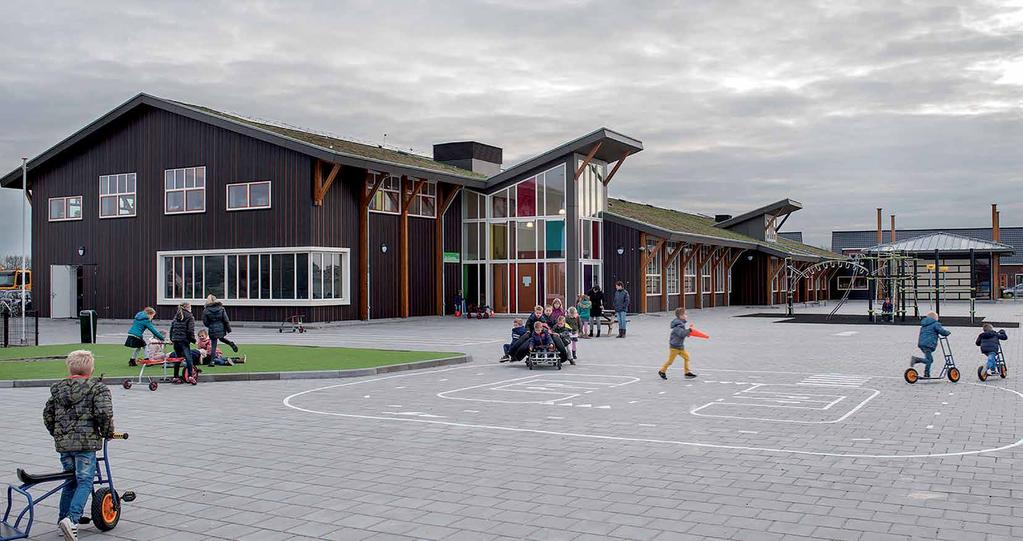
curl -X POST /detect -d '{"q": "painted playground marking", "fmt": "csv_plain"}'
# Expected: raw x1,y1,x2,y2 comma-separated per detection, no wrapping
436,374,638,405
691,384,880,424
281,365,1023,459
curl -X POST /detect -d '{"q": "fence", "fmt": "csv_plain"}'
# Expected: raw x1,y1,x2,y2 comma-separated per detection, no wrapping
2,308,38,347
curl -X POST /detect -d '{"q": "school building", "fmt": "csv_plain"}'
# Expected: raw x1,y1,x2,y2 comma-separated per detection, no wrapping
2,93,837,322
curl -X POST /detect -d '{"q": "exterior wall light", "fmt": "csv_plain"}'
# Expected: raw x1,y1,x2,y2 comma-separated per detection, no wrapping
77,246,86,257
526,221,534,228
616,246,625,255
381,244,388,253
747,255,754,261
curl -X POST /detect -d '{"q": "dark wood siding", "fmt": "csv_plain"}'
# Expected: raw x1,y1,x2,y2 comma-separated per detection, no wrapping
730,252,770,306
369,213,400,319
442,189,462,314
602,220,641,308
647,297,663,313
29,105,319,321
409,216,437,317
308,165,362,322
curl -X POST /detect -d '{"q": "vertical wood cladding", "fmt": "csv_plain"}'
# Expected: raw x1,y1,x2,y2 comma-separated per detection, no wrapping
308,165,361,322
409,216,436,317
369,213,400,319
730,252,770,305
442,189,462,314
601,220,641,308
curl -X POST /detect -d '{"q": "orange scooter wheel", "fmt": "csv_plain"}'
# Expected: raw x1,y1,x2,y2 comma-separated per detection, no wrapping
91,488,120,531
904,368,918,384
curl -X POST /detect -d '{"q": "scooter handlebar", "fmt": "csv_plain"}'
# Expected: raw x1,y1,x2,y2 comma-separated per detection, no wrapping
110,432,129,440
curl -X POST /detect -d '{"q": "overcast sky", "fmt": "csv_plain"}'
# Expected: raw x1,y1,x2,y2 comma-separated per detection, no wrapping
2,0,1022,256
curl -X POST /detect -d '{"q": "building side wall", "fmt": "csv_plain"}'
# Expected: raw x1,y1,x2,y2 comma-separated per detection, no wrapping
602,220,641,308
369,213,401,319
409,216,437,317
30,105,317,321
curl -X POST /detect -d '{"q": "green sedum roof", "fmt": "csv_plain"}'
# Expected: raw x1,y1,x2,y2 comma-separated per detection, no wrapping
173,101,488,180
606,198,841,261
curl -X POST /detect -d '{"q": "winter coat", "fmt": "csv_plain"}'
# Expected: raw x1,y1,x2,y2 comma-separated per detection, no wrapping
170,311,196,344
553,323,573,343
976,330,1008,354
612,288,631,312
565,316,582,334
917,316,950,351
550,307,565,323
529,330,554,350
577,299,592,319
197,336,223,358
43,378,114,453
202,302,232,339
127,311,164,341
670,318,691,349
511,325,527,342
526,312,548,332
589,288,604,313
881,301,893,313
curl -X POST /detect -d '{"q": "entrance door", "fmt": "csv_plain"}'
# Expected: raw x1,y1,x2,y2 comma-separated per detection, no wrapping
50,265,77,318
516,263,537,313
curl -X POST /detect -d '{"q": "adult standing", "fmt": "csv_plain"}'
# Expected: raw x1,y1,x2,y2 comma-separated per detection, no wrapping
125,307,164,366
588,285,604,337
613,281,631,338
202,295,238,354
169,302,197,383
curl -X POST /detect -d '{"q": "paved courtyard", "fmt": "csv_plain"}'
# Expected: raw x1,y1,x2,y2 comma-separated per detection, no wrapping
3,301,1022,540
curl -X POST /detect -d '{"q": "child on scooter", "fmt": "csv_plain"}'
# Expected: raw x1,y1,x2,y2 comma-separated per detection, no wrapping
976,323,1008,376
910,311,950,378
43,350,115,541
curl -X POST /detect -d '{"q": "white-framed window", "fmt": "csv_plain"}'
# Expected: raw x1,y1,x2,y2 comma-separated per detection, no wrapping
645,242,661,296
157,247,351,306
715,261,727,293
164,166,206,214
99,172,136,218
48,196,82,222
406,180,437,218
701,248,712,292
666,243,680,295
227,181,271,211
367,173,400,214
685,251,696,294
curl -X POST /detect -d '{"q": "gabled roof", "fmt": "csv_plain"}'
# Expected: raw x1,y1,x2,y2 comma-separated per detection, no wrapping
1,93,490,189
485,128,642,188
604,198,840,262
714,198,802,229
863,232,1015,255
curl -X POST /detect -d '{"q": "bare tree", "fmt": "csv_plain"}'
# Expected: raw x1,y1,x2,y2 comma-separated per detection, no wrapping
0,255,31,270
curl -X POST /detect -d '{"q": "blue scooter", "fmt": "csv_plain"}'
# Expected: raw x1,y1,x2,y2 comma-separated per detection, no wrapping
1,434,135,540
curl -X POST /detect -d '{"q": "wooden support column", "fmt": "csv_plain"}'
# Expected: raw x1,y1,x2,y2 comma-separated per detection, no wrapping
359,172,384,320
400,177,427,318
602,151,632,186
435,185,463,316
574,142,604,180
638,232,648,313
313,160,341,206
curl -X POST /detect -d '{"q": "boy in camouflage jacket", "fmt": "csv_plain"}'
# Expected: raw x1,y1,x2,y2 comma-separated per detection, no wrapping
43,350,115,541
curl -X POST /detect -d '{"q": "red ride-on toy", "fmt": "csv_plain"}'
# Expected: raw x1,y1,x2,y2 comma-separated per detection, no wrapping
279,315,306,333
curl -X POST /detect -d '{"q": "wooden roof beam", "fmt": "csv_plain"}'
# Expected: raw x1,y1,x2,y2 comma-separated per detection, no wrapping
574,141,604,181
314,161,341,206
602,150,631,187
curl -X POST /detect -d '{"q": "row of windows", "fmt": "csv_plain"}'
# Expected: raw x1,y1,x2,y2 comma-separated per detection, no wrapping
366,174,437,218
463,219,566,261
648,246,731,295
48,168,271,222
158,248,350,305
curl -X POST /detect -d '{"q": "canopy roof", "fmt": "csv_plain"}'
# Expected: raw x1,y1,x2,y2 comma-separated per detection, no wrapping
863,232,1015,256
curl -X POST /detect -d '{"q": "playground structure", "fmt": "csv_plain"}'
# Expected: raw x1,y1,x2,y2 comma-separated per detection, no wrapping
784,246,990,322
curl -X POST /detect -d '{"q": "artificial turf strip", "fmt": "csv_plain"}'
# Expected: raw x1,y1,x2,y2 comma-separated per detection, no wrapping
0,344,457,381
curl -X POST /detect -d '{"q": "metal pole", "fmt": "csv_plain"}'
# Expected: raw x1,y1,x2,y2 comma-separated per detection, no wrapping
969,248,976,323
934,248,940,316
785,257,792,316
20,158,27,345
912,258,919,318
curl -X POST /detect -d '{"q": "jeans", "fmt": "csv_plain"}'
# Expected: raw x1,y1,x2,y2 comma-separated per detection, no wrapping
986,352,999,372
919,347,934,377
58,451,96,523
211,336,237,353
172,340,194,379
661,348,690,373
616,311,627,331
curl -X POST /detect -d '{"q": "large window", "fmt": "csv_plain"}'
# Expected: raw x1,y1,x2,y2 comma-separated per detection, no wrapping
158,248,350,305
715,260,727,293
164,166,206,214
685,251,696,293
99,173,136,218
577,160,607,218
227,181,271,211
666,243,680,295
645,242,662,295
406,180,437,218
48,196,82,222
367,174,400,214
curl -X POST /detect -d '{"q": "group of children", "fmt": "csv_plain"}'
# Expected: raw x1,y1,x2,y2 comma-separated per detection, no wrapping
910,311,1009,378
124,296,243,385
501,300,582,364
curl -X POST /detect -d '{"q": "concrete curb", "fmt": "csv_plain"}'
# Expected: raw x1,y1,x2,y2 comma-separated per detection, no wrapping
2,354,472,389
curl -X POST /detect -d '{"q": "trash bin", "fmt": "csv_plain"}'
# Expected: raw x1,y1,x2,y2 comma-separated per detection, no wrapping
79,310,98,344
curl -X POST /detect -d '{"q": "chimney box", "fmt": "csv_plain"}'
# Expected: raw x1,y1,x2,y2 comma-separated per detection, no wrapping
433,141,502,176
714,214,732,223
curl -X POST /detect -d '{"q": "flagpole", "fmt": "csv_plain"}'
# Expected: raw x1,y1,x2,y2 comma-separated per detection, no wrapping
21,157,27,345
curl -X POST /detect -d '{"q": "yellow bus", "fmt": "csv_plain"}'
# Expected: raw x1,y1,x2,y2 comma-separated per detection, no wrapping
0,269,31,292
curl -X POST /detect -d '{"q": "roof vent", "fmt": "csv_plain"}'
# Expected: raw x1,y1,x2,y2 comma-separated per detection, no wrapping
714,214,732,223
433,141,502,176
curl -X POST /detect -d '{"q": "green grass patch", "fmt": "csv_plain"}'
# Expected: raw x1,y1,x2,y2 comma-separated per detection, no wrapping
0,344,457,381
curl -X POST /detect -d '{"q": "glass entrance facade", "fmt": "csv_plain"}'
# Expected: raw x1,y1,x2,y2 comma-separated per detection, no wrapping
462,159,607,313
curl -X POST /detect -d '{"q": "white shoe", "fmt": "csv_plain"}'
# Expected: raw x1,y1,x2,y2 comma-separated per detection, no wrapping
988,370,997,376
58,517,78,541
